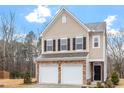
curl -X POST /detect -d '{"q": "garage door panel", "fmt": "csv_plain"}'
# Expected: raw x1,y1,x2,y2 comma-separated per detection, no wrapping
61,64,83,85
39,64,58,84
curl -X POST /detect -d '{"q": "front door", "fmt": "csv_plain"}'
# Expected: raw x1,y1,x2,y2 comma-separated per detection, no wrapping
94,65,101,81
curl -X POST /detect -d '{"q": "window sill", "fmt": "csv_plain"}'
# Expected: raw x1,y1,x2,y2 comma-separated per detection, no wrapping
93,47,100,49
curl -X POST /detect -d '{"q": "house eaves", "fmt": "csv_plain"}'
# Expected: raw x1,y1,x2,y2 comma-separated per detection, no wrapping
41,7,91,36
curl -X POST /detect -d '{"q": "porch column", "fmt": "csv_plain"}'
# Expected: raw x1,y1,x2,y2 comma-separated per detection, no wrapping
58,62,61,84
90,62,93,81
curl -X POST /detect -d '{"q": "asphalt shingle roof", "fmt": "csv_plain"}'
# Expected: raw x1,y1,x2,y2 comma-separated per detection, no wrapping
85,22,106,32
36,52,88,61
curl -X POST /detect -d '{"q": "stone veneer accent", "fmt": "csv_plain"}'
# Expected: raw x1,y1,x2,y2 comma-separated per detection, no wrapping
37,60,86,85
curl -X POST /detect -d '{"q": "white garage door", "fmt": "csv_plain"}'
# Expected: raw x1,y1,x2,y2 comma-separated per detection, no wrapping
61,64,83,85
39,64,58,84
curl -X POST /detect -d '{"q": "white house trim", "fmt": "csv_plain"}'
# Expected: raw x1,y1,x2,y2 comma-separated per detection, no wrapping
93,63,102,82
60,37,68,39
86,54,91,80
36,57,87,62
41,7,90,36
75,36,83,38
75,36,84,51
103,30,107,81
60,38,68,51
89,59,104,62
92,35,100,48
42,50,88,54
45,39,53,52
64,8,90,31
62,15,67,24
46,38,53,41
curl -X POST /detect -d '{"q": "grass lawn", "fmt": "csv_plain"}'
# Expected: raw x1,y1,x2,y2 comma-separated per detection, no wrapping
0,78,37,88
1,78,124,88
115,79,124,88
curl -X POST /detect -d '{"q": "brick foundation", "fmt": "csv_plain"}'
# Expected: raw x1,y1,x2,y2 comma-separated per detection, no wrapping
37,60,86,85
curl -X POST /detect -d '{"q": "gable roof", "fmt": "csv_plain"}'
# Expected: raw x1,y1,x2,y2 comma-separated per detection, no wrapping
41,7,106,36
41,7,91,36
85,22,106,32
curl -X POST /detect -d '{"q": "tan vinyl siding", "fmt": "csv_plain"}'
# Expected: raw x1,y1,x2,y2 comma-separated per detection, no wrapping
89,32,104,59
42,11,89,53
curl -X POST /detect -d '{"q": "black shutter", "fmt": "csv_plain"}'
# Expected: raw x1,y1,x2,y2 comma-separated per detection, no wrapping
58,39,60,51
53,40,56,51
73,38,75,50
67,38,70,50
44,40,46,52
83,37,86,50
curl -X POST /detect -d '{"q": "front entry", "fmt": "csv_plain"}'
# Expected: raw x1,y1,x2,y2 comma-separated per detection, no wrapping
94,65,101,81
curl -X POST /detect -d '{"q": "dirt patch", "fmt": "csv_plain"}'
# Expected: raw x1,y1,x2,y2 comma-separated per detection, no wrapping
0,78,37,88
115,79,124,88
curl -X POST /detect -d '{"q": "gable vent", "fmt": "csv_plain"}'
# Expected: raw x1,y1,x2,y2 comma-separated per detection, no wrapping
62,16,66,24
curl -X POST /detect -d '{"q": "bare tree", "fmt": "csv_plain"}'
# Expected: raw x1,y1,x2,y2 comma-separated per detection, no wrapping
107,34,124,78
0,12,15,71
0,11,40,78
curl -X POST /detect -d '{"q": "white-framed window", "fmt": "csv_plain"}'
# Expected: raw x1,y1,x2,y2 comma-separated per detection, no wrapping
92,36,100,48
60,38,67,51
46,40,53,51
75,37,83,50
62,16,66,24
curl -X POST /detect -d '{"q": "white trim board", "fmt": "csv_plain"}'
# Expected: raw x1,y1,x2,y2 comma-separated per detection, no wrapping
93,64,102,82
36,57,87,62
89,59,104,62
41,7,90,36
92,35,100,48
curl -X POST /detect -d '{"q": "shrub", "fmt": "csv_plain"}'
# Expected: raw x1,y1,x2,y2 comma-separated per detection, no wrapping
23,72,32,84
20,73,24,78
111,71,120,85
97,82,104,88
105,78,114,88
10,72,24,79
87,79,91,85
81,86,87,88
10,71,19,79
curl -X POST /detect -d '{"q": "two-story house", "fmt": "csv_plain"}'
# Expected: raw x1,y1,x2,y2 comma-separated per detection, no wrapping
35,7,107,85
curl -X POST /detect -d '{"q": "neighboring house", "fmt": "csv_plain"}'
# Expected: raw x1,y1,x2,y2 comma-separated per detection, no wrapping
35,7,107,85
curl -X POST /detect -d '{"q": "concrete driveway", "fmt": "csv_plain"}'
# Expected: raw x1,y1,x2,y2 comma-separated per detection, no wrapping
23,84,82,88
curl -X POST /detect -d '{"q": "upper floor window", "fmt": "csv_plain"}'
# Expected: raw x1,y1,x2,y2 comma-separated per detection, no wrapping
75,37,83,50
93,36,100,48
60,39,67,51
46,40,53,51
62,16,66,24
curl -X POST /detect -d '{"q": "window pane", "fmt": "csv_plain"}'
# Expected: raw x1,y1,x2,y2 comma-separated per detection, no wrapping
47,46,52,51
61,45,67,50
75,38,83,50
94,38,98,42
60,39,67,51
61,39,67,45
76,38,82,44
94,42,98,47
47,40,53,46
76,44,82,49
46,40,53,51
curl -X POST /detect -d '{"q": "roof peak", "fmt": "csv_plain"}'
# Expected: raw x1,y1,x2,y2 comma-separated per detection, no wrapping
85,22,106,25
